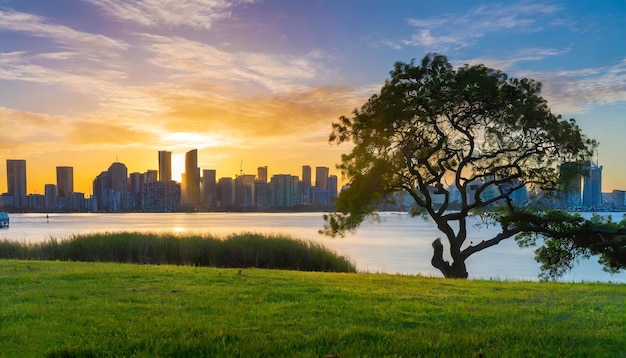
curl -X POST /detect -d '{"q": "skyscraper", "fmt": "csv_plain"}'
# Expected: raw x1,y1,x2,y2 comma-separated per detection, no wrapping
582,162,602,208
184,149,200,207
44,184,57,209
108,162,128,193
315,166,329,190
559,161,583,208
56,166,74,198
257,166,268,183
202,169,217,208
158,150,172,182
302,165,311,192
6,159,27,208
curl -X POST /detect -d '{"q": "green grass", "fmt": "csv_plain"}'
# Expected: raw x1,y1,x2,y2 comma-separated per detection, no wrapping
1,260,624,357
0,232,355,273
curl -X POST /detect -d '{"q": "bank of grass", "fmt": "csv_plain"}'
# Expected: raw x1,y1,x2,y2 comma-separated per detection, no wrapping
1,260,625,357
0,232,355,273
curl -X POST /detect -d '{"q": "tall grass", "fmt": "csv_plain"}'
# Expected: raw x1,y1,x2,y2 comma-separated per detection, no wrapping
0,232,356,272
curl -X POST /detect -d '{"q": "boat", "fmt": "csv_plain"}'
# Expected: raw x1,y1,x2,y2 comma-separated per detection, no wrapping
0,212,9,228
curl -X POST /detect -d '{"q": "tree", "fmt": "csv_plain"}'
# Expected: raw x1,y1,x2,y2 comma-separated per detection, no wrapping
514,211,626,280
323,54,596,278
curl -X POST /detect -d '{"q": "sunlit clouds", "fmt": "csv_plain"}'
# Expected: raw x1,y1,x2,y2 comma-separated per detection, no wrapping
82,0,252,30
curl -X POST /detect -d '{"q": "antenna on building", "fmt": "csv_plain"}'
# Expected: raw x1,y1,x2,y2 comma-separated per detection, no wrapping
239,159,243,176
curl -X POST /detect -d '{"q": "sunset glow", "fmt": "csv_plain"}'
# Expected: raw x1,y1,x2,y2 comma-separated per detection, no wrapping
1,1,625,194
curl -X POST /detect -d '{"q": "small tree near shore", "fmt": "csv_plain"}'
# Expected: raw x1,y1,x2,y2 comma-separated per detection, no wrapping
322,54,596,279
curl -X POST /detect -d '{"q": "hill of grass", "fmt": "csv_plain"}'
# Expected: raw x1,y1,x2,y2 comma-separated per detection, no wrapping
2,260,624,357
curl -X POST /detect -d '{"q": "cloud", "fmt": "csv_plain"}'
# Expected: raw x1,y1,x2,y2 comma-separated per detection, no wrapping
141,34,324,92
392,2,561,51
532,58,626,113
153,86,364,140
0,9,128,52
459,54,626,114
82,0,254,30
0,107,70,156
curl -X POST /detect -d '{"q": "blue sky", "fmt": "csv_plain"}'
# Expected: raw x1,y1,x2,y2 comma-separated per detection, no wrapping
0,0,625,194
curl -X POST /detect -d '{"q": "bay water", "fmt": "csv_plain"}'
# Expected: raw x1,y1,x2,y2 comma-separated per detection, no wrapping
2,212,624,283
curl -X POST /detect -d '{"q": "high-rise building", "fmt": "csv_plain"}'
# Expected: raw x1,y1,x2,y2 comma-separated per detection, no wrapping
315,166,329,190
144,170,158,183
108,162,128,193
217,177,234,208
158,151,172,182
270,174,298,207
235,174,255,207
184,149,200,207
302,165,312,191
257,166,268,183
329,175,338,199
559,161,583,208
44,184,57,209
202,169,217,208
141,181,181,212
582,162,602,209
56,166,74,198
6,159,27,208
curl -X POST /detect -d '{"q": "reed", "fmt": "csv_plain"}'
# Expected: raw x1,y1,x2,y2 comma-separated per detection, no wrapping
0,232,356,273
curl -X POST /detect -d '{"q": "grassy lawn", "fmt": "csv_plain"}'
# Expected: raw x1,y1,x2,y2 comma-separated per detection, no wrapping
1,260,625,357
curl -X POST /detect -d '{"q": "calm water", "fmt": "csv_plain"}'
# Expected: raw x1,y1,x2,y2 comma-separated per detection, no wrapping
1,212,624,283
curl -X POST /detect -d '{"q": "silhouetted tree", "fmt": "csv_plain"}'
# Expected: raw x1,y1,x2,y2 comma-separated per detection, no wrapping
323,54,596,278
515,211,626,280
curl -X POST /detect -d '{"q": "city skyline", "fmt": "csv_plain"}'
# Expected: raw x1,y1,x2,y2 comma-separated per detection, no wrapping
1,1,625,194
2,151,337,199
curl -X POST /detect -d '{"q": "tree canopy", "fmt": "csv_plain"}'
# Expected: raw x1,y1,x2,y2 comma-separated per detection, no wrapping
324,54,598,278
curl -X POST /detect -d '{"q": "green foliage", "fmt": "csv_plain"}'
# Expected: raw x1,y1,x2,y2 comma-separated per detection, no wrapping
1,260,625,357
325,53,596,278
0,232,355,273
514,211,626,280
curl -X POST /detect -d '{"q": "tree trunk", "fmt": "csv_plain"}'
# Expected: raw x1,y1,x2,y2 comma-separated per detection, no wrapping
431,238,469,279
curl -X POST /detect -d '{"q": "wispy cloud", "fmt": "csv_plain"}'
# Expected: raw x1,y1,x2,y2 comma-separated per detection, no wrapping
0,9,128,51
531,58,626,113
392,2,560,51
141,34,324,92
82,0,254,30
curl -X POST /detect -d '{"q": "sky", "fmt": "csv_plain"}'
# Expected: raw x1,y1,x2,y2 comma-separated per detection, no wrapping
1,0,625,195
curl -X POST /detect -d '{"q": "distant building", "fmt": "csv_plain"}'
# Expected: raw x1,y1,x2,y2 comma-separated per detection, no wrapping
582,161,602,209
28,194,45,210
44,184,57,209
315,166,329,190
184,149,201,208
158,150,172,182
235,174,255,207
217,177,234,208
255,181,270,208
612,190,625,210
202,169,217,209
257,166,268,183
141,181,181,212
56,166,74,200
560,161,583,208
270,174,298,207
6,159,27,208
92,162,129,211
328,175,338,200
144,170,158,183
300,165,312,204
108,162,128,194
